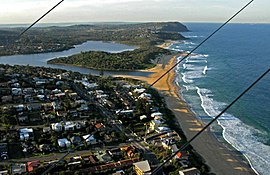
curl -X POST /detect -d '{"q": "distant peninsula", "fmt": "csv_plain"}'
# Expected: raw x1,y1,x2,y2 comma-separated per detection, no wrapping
0,22,188,70
47,22,188,70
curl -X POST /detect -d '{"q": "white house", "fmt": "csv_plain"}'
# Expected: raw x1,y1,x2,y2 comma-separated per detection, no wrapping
51,123,63,132
64,122,75,131
12,88,22,95
58,138,71,148
83,134,97,145
151,112,163,118
140,115,147,120
179,167,201,175
133,88,146,94
139,93,152,100
19,128,34,141
156,126,171,133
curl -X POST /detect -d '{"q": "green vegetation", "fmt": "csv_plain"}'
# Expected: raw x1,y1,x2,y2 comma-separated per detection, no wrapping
46,22,188,70
48,46,170,70
0,22,188,70
0,22,187,56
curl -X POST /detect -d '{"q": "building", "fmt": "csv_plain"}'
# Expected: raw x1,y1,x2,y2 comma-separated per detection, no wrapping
19,128,34,141
11,163,27,175
133,160,151,175
83,134,97,145
51,123,62,132
58,138,71,148
27,161,41,172
179,167,201,175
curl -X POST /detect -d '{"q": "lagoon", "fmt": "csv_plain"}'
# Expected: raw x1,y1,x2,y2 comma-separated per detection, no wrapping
0,41,152,77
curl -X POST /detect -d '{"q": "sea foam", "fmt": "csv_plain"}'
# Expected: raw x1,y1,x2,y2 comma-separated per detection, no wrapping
195,86,270,175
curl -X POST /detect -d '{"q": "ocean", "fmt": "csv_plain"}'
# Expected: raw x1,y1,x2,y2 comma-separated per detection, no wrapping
171,23,270,175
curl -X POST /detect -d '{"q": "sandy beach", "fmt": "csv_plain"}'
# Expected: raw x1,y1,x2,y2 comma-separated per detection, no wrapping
114,54,256,175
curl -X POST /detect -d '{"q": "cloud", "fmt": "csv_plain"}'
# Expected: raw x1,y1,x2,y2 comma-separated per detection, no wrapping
0,0,269,24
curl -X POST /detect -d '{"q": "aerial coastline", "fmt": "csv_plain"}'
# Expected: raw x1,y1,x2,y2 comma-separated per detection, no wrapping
113,51,257,175
0,22,264,174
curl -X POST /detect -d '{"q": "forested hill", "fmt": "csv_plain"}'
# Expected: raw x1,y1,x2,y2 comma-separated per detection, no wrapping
46,22,188,70
0,22,188,56
48,47,170,70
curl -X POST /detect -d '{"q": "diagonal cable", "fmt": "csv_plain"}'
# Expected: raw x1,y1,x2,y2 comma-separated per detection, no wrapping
18,0,65,37
151,67,269,175
148,0,254,89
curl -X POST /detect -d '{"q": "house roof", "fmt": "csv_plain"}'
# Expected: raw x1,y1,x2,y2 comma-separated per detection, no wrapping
19,128,33,133
83,134,95,141
27,161,40,172
133,160,151,173
95,123,105,129
151,112,163,118
179,167,200,175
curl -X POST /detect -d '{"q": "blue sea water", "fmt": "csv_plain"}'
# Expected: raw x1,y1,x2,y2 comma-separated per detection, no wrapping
172,23,270,175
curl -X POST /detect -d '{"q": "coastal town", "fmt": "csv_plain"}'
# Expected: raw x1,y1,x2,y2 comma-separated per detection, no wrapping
0,21,259,175
0,64,205,175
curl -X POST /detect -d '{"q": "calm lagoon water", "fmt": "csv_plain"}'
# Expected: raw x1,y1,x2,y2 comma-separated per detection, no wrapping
0,41,152,77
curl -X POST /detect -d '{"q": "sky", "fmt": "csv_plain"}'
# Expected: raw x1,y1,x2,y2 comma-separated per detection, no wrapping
0,0,269,24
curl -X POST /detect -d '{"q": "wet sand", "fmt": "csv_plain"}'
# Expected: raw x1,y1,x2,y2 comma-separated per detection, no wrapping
114,54,256,175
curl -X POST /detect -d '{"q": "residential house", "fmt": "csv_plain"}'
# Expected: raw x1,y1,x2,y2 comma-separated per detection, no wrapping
56,111,67,118
27,161,41,172
58,138,71,148
24,95,34,102
15,104,25,112
37,95,45,101
11,163,27,175
89,155,99,164
140,115,147,121
78,104,89,111
155,126,171,133
42,127,51,133
179,167,201,175
116,110,133,116
51,101,62,111
138,93,152,100
11,88,22,95
27,104,42,111
107,148,122,157
19,128,34,141
95,123,106,131
83,134,97,145
133,88,146,94
23,88,34,95
151,112,163,119
39,144,51,153
133,160,151,175
55,92,66,98
122,146,136,158
70,136,82,145
52,89,62,94
149,120,163,131
51,123,63,132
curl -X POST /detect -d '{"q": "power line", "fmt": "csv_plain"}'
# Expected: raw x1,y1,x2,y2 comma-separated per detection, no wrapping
18,0,65,37
151,67,269,175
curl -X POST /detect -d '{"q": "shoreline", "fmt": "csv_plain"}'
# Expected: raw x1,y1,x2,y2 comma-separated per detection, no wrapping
113,55,256,175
